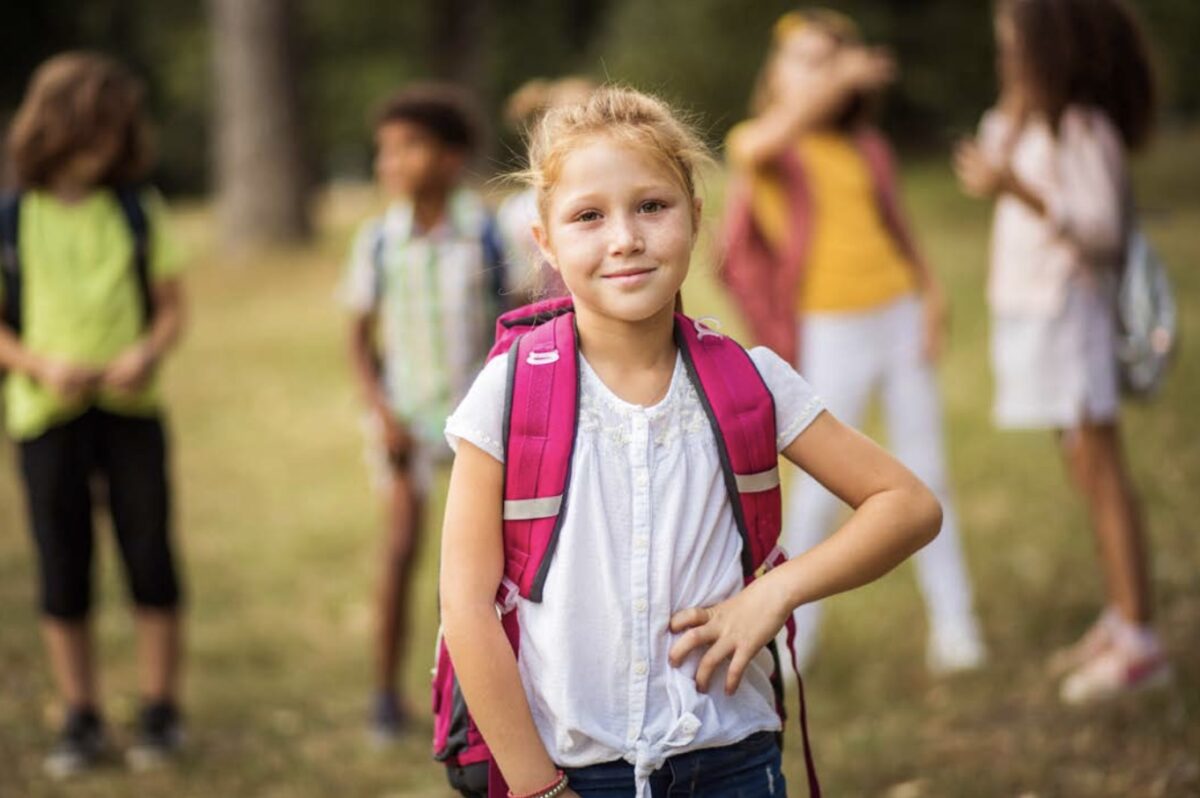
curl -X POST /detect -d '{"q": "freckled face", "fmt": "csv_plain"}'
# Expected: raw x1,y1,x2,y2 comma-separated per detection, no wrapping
534,138,700,323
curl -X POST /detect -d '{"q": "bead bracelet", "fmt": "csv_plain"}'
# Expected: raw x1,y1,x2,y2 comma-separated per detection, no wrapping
508,770,569,798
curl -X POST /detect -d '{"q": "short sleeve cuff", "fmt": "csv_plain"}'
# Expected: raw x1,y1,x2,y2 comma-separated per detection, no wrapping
444,417,505,462
339,280,377,314
442,352,509,463
338,220,383,312
747,345,826,451
777,395,824,450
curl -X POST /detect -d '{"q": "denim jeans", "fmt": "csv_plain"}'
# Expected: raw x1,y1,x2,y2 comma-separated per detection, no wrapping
564,731,786,797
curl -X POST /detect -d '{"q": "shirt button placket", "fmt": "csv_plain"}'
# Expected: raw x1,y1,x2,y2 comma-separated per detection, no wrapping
627,410,652,746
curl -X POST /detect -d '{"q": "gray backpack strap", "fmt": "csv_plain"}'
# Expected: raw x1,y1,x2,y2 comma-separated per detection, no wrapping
370,221,387,306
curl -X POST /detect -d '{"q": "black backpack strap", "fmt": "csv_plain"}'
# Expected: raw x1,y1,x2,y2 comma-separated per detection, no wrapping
113,187,154,328
1,193,22,335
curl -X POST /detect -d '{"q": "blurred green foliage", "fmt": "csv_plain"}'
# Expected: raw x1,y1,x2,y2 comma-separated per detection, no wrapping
1,0,1196,195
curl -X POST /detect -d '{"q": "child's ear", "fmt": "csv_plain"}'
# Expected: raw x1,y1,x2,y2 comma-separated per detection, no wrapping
531,222,558,271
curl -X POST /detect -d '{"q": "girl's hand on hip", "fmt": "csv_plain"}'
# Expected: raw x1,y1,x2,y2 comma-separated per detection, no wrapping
668,578,791,696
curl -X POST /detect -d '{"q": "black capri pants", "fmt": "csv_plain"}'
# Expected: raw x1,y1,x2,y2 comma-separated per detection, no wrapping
17,407,182,620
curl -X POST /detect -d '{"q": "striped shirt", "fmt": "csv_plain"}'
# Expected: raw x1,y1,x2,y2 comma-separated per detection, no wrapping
341,189,504,443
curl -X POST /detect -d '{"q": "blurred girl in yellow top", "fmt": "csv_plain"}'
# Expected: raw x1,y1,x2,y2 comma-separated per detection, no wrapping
0,53,187,777
724,9,985,674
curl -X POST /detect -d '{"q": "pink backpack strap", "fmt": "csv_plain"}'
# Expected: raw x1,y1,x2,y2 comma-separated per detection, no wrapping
856,127,926,273
719,148,813,366
673,313,782,572
489,296,575,361
785,613,822,798
500,308,781,590
501,310,579,601
676,314,821,796
483,310,820,797
487,309,579,798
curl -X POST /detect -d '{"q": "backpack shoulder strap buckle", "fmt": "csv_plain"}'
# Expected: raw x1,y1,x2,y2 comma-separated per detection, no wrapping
693,315,724,340
526,349,560,366
495,577,520,615
760,544,788,575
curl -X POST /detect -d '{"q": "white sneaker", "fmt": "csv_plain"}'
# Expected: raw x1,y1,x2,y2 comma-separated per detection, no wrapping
1059,644,1171,705
1046,608,1119,678
927,622,988,675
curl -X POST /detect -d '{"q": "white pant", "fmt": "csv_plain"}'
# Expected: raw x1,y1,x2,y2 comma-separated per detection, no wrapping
786,295,979,665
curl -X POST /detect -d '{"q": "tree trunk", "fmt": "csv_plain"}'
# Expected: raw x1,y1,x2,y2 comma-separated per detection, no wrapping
428,0,492,162
210,0,311,249
429,0,488,87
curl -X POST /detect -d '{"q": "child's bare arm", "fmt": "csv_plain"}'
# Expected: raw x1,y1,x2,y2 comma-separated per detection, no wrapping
670,410,941,694
348,311,414,462
870,136,949,362
440,441,564,795
728,47,895,169
348,312,388,413
0,321,44,378
954,138,1047,216
145,277,186,361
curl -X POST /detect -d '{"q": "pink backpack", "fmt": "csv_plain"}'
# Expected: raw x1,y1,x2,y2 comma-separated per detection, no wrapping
432,297,820,797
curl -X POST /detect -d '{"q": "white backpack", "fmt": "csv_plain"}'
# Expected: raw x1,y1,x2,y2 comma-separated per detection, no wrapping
1116,227,1176,398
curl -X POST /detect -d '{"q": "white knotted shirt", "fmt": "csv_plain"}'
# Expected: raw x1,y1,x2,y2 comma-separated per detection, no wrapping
445,342,823,798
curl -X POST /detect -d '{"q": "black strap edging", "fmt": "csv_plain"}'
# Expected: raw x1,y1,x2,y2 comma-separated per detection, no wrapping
499,303,574,330
1,193,23,334
114,187,154,328
527,315,582,603
675,323,757,578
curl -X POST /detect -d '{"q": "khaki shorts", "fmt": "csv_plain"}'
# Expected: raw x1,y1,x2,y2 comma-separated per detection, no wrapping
361,412,452,496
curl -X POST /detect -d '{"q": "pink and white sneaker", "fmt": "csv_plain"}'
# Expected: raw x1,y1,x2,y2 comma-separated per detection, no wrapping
1059,625,1171,705
1046,608,1120,678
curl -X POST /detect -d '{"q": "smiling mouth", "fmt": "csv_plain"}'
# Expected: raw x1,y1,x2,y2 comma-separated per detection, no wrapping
602,267,657,280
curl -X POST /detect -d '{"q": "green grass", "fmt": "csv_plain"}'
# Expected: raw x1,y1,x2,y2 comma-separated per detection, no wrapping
2,134,1198,797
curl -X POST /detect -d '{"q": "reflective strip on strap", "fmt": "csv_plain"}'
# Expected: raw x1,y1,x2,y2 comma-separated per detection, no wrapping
502,495,563,520
734,467,780,494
